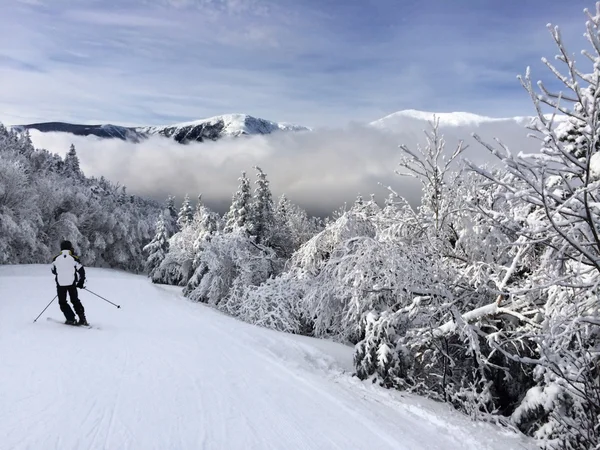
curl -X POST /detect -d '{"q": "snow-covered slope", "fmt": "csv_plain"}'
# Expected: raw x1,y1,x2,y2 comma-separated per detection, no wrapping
370,109,544,129
15,114,309,145
0,265,533,450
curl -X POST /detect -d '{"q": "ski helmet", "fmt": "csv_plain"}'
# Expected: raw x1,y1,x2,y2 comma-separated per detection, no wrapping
60,240,73,251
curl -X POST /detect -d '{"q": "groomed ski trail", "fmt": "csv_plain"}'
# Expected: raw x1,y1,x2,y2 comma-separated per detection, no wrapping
0,265,534,450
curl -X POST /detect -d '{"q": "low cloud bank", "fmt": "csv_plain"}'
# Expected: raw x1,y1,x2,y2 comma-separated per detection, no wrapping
29,121,537,216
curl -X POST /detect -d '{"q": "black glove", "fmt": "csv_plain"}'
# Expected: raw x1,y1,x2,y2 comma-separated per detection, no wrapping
77,279,85,289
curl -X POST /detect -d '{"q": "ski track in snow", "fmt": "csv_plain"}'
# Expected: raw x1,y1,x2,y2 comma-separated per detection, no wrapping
0,265,536,450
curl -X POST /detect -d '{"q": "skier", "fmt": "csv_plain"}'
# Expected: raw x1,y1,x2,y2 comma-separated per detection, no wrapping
51,240,88,326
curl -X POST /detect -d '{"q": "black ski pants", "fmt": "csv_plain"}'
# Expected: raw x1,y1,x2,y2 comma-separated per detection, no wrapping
57,284,85,321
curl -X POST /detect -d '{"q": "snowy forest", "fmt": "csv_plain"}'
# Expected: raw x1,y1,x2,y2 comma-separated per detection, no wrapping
2,6,600,450
0,126,160,270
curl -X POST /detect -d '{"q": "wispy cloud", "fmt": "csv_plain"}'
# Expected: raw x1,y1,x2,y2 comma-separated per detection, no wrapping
0,0,590,127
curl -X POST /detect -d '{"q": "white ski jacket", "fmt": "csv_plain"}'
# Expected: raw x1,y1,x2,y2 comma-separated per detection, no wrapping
51,250,86,287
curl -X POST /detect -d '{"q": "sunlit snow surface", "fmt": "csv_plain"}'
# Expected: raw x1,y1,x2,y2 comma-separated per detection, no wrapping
0,265,534,450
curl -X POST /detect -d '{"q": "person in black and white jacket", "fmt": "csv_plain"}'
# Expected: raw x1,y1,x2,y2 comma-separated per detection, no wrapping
51,240,88,325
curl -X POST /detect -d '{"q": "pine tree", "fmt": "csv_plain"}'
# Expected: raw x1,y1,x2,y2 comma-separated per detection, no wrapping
224,171,252,233
64,144,81,177
275,193,321,254
166,195,177,220
249,166,275,245
117,186,128,205
143,214,169,277
162,195,179,235
191,194,219,252
276,193,291,220
16,129,34,157
182,195,221,295
198,200,219,239
194,194,204,217
177,194,193,228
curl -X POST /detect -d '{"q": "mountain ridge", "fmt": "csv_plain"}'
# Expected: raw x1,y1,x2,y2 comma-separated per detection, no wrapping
371,109,549,128
13,113,310,144
11,109,563,144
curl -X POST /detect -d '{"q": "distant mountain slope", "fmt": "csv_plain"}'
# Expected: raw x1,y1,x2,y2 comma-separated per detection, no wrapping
138,113,309,143
370,109,544,129
12,122,146,142
14,114,310,144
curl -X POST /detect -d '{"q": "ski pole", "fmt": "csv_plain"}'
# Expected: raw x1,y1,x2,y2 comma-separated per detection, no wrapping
33,295,58,323
83,288,121,309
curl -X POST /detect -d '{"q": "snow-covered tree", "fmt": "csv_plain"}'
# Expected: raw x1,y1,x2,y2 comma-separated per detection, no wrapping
224,171,252,233
0,157,39,263
191,195,219,247
0,123,159,270
224,271,309,334
177,194,193,228
274,193,321,256
143,213,169,277
465,7,600,447
117,186,129,205
64,144,81,177
248,166,276,245
395,117,467,244
185,229,277,306
164,195,179,236
183,196,221,295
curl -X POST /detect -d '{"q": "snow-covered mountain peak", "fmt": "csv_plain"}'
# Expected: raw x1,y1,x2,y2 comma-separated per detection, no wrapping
371,109,506,128
142,113,310,139
168,113,250,128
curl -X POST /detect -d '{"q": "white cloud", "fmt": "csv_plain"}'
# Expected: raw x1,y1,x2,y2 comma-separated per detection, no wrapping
28,127,404,215
27,119,541,216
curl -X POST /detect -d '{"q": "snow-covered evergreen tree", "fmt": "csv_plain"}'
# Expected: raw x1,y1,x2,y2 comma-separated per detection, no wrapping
191,195,219,247
275,193,322,255
177,194,193,228
224,171,252,233
64,144,81,178
182,195,221,295
163,195,179,236
249,166,276,246
143,213,169,277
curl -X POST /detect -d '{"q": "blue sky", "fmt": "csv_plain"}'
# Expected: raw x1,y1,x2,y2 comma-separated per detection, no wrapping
0,0,592,127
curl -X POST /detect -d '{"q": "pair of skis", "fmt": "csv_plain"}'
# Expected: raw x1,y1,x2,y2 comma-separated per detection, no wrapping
46,317,96,329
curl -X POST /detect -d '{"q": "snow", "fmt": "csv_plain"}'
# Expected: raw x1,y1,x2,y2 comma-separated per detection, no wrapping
435,302,500,336
371,109,568,129
371,109,507,128
140,114,310,137
590,152,600,180
152,113,257,132
0,265,534,450
511,384,562,424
